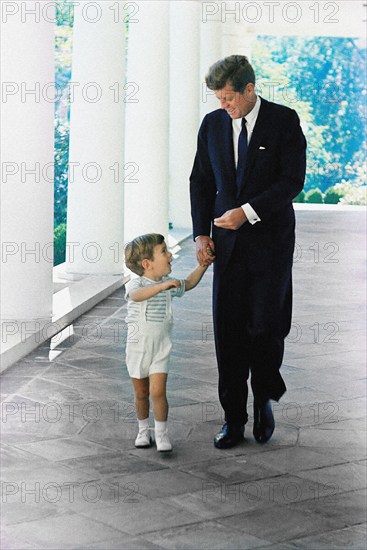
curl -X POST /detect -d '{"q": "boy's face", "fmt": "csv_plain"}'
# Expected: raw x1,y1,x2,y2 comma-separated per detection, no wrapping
145,241,172,280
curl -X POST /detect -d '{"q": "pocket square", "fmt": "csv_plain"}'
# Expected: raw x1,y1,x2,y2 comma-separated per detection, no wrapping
259,146,266,150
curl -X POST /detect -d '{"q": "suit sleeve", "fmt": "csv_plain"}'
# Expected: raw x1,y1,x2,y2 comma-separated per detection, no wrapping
190,116,217,239
249,109,306,221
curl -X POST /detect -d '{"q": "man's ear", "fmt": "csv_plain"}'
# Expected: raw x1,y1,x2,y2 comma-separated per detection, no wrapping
245,82,255,94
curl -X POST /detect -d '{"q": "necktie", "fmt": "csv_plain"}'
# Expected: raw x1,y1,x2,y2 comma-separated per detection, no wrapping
236,117,247,191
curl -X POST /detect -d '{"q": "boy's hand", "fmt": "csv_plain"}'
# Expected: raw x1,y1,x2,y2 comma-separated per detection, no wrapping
161,279,181,291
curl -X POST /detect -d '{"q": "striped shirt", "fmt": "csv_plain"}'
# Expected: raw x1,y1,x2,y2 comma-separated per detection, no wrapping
125,276,185,323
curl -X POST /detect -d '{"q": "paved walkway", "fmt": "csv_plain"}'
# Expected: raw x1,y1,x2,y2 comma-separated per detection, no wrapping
1,210,366,550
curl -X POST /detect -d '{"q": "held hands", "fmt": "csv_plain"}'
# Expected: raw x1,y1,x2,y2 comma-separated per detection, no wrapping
214,208,247,230
195,236,215,267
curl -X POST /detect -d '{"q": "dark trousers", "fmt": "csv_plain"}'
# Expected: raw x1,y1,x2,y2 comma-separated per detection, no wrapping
213,233,293,426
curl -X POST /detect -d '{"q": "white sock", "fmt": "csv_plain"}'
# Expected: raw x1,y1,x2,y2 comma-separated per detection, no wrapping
154,420,167,434
138,418,149,431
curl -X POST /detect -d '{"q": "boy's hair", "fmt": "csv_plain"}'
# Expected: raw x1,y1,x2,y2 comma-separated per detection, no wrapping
124,233,165,276
205,54,255,93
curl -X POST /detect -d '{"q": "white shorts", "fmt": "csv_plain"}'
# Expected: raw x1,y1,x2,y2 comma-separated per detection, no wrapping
126,321,172,379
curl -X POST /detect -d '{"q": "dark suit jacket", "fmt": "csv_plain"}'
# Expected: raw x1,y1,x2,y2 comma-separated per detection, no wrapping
190,97,307,273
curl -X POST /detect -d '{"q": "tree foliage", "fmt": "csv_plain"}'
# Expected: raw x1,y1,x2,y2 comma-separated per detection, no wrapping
252,35,366,193
54,1,73,264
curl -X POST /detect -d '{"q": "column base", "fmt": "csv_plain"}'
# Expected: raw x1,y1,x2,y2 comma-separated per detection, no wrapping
0,269,129,373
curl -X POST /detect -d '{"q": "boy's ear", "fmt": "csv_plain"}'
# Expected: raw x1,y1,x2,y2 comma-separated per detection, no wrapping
141,258,150,271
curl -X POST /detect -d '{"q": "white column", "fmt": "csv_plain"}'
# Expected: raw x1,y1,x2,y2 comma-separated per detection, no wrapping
65,1,125,275
124,1,170,243
222,22,256,60
199,10,222,120
169,1,201,230
0,3,55,322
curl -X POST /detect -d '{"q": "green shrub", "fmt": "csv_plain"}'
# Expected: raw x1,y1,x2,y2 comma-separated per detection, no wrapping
293,190,305,203
54,223,67,266
324,185,345,204
304,188,323,203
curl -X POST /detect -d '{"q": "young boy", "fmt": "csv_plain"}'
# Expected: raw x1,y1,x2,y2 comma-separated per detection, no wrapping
124,233,209,452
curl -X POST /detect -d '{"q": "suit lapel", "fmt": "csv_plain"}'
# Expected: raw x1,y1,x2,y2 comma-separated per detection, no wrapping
245,99,268,176
221,113,236,190
235,99,268,197
220,101,269,197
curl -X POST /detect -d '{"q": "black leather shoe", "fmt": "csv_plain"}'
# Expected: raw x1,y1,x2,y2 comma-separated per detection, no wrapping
214,423,244,449
253,400,275,443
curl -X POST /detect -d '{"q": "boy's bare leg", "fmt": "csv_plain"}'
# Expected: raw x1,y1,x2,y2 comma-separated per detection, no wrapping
131,377,150,419
149,373,168,421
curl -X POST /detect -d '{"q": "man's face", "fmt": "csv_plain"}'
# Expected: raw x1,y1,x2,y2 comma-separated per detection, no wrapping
214,82,256,119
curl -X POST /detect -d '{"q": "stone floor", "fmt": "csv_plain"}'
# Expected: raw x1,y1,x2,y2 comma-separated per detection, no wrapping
1,210,366,550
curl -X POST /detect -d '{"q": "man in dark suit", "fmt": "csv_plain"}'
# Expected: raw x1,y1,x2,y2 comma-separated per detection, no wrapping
190,55,306,449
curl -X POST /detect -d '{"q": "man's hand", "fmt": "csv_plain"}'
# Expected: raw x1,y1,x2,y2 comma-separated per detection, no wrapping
214,208,247,230
195,236,215,266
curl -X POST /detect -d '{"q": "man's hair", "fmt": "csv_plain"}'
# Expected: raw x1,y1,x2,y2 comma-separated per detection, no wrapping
205,55,255,93
124,233,164,276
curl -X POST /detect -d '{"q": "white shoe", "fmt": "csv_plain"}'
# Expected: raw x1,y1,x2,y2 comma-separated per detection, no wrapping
134,428,152,448
156,429,172,452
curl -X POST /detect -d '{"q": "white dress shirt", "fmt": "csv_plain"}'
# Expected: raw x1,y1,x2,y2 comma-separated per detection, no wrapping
233,95,261,224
